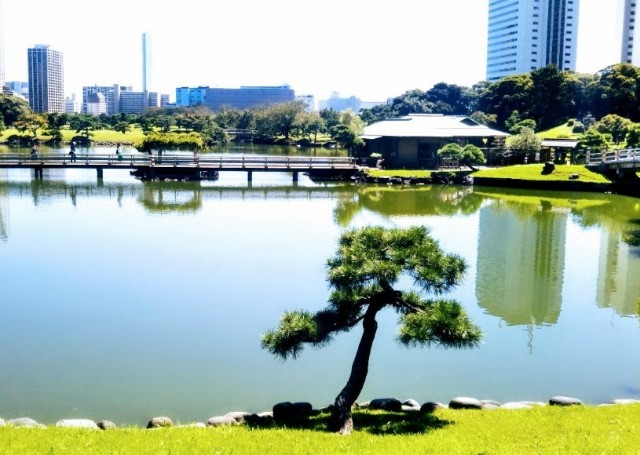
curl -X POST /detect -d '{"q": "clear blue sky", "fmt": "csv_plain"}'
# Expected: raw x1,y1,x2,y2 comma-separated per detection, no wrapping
2,0,622,102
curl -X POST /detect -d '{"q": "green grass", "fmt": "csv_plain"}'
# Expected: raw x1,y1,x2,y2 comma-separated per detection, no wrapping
2,406,640,454
473,164,613,183
0,126,148,145
537,122,580,139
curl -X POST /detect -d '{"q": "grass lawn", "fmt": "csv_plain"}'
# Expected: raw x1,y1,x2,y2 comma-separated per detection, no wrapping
537,122,580,140
473,164,613,183
1,406,639,454
0,127,148,145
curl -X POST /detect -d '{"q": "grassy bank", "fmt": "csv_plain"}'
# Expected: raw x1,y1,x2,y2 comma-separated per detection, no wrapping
473,164,613,183
0,127,147,145
2,406,639,454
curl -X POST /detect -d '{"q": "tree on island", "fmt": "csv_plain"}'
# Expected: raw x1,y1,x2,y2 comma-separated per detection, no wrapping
437,143,486,171
261,226,481,434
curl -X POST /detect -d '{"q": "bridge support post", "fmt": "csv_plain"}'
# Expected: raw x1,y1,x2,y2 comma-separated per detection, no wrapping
33,167,43,179
96,167,104,179
292,171,298,183
247,171,253,183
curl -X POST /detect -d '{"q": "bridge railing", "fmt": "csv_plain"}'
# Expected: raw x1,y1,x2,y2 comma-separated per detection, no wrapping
0,153,358,169
587,148,640,165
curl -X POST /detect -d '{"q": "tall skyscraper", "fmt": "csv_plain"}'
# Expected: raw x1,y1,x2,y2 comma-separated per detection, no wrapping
28,45,64,113
621,0,639,65
486,0,580,81
142,32,151,92
0,0,5,87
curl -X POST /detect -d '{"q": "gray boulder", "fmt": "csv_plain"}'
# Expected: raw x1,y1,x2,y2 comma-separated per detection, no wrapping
8,417,40,428
420,402,447,413
178,422,206,428
245,412,275,428
147,416,173,428
481,400,501,410
55,419,99,429
449,397,483,410
549,396,582,406
97,420,117,430
224,411,251,424
206,416,237,427
402,399,421,411
369,398,402,412
273,402,313,422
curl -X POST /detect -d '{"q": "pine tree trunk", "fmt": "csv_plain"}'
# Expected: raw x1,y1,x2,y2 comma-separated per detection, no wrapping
331,302,382,434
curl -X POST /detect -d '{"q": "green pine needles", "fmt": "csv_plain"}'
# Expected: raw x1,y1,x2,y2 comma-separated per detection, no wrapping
261,225,481,433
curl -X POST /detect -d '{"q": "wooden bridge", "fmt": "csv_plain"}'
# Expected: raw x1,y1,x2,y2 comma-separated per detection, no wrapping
0,153,359,182
586,148,640,173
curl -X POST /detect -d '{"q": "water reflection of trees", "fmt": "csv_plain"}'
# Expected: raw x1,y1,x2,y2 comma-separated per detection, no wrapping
333,185,484,226
138,182,203,213
3,179,640,318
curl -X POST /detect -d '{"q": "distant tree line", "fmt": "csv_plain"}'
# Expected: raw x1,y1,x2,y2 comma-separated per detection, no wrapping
4,63,640,157
0,96,365,152
359,63,640,134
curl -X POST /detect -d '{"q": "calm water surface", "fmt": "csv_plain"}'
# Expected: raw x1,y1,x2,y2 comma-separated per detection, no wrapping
1,148,639,425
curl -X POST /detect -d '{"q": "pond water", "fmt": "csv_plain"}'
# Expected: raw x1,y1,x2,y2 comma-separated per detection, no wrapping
1,147,640,425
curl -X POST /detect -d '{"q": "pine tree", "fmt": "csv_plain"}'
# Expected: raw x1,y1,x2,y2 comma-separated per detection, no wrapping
262,226,482,434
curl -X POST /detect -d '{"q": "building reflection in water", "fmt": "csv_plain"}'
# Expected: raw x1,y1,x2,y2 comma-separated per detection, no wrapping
0,179,7,243
476,200,567,327
597,228,640,317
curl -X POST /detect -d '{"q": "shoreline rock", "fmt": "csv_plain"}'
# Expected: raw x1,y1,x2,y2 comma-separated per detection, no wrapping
4,395,640,429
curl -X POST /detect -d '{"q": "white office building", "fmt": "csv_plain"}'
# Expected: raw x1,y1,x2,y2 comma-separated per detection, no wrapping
486,0,580,81
621,0,640,65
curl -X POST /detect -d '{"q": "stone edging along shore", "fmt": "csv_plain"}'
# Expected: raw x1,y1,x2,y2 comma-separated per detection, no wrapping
2,395,640,430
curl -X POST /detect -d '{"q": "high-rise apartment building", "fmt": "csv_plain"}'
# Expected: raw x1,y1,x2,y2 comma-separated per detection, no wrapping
621,0,639,65
28,45,64,113
486,0,580,81
0,0,5,87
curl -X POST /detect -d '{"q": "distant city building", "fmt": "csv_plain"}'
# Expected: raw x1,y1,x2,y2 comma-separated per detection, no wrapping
82,84,166,115
118,90,159,114
7,81,28,99
205,85,295,111
319,92,362,112
65,94,80,114
28,45,65,113
176,86,208,107
621,0,639,65
86,92,107,115
142,32,151,92
486,0,580,81
160,94,171,108
83,85,121,114
0,0,5,87
296,94,315,112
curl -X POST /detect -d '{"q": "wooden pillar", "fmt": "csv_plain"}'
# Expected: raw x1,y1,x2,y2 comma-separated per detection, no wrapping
247,171,253,182
292,171,299,183
96,167,104,179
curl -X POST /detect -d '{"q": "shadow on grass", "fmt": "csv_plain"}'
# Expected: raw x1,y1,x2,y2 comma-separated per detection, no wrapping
250,410,452,435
